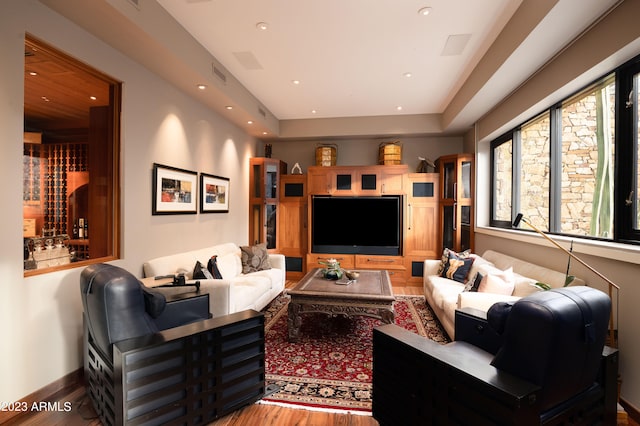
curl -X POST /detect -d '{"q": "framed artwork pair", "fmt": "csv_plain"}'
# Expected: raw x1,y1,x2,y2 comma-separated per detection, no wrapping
152,163,229,215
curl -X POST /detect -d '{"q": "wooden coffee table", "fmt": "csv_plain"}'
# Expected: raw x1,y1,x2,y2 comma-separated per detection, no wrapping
287,268,395,342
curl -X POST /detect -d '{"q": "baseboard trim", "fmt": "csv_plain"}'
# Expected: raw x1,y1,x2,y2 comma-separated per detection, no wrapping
0,368,83,424
621,397,639,424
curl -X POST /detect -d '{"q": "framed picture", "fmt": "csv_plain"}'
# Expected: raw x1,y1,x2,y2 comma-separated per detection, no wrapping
152,163,197,215
200,173,230,213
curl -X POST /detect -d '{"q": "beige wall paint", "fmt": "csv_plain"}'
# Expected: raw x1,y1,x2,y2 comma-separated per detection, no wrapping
0,0,257,403
267,136,463,173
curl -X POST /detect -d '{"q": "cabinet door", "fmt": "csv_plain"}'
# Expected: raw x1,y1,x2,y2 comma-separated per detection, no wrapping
437,154,474,252
405,174,440,258
308,168,331,194
249,158,286,249
279,175,308,279
356,169,380,195
404,174,440,284
380,165,407,194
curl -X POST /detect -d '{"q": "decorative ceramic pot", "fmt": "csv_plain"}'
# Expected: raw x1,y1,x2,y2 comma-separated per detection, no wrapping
323,268,343,280
320,258,343,280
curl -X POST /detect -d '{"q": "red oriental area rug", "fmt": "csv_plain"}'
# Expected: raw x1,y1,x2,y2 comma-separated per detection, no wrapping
262,293,449,413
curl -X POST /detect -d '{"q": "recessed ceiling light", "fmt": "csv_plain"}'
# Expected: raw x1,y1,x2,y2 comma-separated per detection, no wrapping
403,72,412,78
28,71,37,76
396,106,403,111
291,80,300,85
311,109,317,114
247,120,254,125
41,96,50,102
256,22,268,31
225,105,233,110
262,131,268,135
89,96,97,101
197,84,207,90
418,6,432,16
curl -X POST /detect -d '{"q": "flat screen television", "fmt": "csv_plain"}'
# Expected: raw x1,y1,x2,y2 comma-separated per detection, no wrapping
311,195,403,255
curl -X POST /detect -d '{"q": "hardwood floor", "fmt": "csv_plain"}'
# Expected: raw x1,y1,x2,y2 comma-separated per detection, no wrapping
7,282,421,426
7,281,636,425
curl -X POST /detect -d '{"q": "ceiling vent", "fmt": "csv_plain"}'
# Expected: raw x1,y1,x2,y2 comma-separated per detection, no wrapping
212,65,227,83
258,107,266,118
126,0,140,9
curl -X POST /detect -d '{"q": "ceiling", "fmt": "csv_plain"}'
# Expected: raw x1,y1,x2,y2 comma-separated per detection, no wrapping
35,0,620,139
24,37,110,134
157,0,520,121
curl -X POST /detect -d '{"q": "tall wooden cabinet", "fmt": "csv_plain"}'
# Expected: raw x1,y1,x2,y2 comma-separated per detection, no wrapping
278,174,308,279
404,173,440,284
438,154,474,253
248,158,287,249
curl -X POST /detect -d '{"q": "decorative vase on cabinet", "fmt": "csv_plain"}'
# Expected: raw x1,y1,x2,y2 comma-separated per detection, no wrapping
437,154,474,253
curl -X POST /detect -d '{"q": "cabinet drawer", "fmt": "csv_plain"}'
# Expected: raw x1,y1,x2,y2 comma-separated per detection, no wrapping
355,255,404,269
307,253,355,269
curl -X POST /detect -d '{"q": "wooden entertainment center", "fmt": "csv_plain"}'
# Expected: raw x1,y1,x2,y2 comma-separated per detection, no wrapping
249,155,473,286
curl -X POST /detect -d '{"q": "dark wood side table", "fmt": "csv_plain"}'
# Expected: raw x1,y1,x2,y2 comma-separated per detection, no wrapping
455,306,503,354
142,276,211,329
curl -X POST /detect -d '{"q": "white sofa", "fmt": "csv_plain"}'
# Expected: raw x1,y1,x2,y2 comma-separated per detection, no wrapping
424,249,584,339
142,243,286,317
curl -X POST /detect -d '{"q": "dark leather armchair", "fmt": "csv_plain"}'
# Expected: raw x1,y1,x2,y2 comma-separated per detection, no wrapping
373,286,618,425
81,263,266,426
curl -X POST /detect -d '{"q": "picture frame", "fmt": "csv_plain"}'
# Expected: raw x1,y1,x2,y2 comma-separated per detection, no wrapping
152,163,197,215
200,173,230,213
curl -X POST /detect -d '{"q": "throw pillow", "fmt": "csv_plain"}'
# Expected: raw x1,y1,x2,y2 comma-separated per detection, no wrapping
240,243,272,274
477,267,515,295
463,272,483,292
193,261,214,280
207,255,224,279
440,251,475,283
437,248,471,275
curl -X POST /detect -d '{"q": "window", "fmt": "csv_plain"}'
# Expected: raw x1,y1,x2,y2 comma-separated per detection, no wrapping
491,71,628,243
616,57,640,242
491,135,513,225
23,35,121,274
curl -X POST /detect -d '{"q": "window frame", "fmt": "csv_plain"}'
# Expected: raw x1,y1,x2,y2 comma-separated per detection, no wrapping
23,35,121,276
490,66,636,245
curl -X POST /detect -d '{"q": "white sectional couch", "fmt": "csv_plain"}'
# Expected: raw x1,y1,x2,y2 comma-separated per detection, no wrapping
142,242,286,317
424,249,584,339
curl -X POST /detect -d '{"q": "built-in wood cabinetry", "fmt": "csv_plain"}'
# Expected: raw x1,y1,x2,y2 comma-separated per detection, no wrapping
248,158,287,249
404,173,440,284
251,160,460,286
438,153,474,253
278,174,308,279
307,165,407,195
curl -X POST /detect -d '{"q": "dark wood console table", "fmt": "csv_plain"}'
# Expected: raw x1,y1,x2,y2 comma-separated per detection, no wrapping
287,268,395,342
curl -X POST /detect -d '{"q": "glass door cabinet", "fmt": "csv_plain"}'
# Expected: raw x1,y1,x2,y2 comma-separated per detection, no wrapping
438,153,474,252
249,158,287,249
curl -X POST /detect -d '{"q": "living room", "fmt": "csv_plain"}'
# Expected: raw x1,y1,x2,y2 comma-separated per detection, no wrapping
3,0,640,424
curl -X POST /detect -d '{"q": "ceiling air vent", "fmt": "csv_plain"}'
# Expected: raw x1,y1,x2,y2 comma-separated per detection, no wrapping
212,65,227,83
258,107,266,118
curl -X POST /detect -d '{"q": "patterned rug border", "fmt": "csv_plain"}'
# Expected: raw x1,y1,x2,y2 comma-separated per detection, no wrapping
262,293,448,412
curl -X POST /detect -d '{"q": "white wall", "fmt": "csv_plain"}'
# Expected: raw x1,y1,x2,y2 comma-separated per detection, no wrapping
0,0,257,403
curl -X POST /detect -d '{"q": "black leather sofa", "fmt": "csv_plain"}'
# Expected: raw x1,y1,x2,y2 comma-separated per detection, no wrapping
80,263,266,426
372,286,618,425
